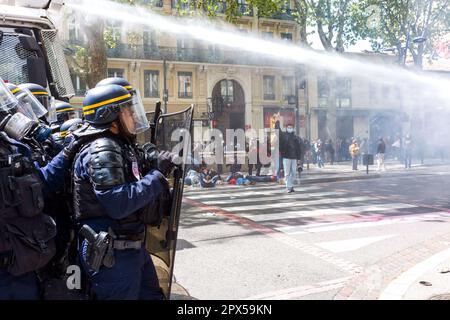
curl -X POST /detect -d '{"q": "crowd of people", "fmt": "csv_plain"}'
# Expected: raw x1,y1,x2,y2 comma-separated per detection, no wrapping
187,131,422,190
301,134,419,171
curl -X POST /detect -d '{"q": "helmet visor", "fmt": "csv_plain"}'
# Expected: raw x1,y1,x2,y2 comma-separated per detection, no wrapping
46,98,58,123
47,100,79,124
0,78,19,112
15,88,48,119
119,89,149,135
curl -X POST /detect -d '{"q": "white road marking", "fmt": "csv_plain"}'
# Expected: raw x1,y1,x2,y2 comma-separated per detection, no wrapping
185,184,287,193
379,248,450,300
244,277,352,300
242,203,415,221
218,197,379,212
315,235,397,253
185,187,322,199
201,195,373,206
277,212,450,234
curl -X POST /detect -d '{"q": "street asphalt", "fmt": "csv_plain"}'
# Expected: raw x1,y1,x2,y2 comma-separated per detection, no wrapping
172,160,450,300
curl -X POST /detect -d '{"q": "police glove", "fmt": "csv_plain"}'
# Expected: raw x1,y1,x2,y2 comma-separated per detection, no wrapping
63,135,85,162
157,151,181,176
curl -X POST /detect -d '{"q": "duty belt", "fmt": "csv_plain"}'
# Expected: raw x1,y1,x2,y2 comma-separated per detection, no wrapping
111,230,144,250
113,239,142,250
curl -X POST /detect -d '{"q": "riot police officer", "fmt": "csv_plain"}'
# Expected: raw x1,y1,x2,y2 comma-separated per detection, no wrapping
96,77,134,94
71,84,175,300
17,83,51,115
48,101,79,132
0,78,82,300
4,83,52,144
52,118,83,148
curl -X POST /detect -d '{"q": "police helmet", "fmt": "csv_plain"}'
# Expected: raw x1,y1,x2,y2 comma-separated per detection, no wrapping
60,118,83,138
5,82,21,95
96,77,134,94
18,83,50,110
55,101,78,123
4,82,48,120
82,84,132,126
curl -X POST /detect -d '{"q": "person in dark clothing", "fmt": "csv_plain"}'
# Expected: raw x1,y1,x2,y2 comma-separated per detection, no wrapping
376,137,386,171
279,122,303,193
71,84,176,300
325,139,335,165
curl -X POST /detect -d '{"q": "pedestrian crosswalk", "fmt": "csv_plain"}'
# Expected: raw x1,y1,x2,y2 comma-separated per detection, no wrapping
183,183,450,252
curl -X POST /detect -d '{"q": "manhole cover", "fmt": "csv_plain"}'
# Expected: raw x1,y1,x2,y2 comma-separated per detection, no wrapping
429,294,450,300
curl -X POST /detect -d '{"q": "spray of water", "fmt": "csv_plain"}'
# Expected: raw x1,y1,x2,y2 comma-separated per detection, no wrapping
66,0,449,109
64,0,450,156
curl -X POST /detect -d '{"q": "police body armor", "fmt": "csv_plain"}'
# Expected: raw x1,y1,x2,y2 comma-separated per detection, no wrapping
72,133,163,228
0,132,56,276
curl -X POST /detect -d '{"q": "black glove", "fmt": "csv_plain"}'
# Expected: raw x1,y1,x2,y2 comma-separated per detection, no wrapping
157,150,180,176
63,135,85,162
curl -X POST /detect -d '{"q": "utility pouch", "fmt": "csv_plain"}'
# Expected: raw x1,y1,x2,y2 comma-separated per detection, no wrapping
11,173,45,218
6,214,57,276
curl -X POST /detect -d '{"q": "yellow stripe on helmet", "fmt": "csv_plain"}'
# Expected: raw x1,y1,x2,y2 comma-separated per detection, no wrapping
31,91,49,95
82,93,131,112
11,88,21,94
83,110,95,116
56,107,75,113
123,85,133,90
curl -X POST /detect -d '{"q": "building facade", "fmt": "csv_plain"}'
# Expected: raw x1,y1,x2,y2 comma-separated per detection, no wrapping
60,0,408,150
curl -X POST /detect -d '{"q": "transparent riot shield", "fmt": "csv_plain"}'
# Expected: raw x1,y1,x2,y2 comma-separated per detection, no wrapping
144,105,193,299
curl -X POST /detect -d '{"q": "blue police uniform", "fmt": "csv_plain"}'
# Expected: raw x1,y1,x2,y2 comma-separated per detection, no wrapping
0,134,69,300
73,135,167,300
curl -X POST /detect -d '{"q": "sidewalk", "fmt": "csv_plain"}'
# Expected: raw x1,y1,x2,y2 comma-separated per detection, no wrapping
184,159,450,190
379,249,450,300
296,158,450,184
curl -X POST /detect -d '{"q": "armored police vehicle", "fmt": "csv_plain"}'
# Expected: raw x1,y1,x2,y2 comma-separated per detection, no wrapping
0,0,74,100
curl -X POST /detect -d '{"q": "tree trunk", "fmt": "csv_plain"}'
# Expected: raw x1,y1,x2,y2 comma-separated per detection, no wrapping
294,0,309,45
83,20,107,88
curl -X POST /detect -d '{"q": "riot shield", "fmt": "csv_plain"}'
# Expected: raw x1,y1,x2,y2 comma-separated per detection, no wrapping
136,101,161,145
145,105,193,299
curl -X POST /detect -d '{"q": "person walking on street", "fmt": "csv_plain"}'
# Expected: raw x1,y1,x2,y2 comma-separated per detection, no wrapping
349,139,360,171
404,134,413,169
315,139,325,168
376,137,386,171
279,122,303,193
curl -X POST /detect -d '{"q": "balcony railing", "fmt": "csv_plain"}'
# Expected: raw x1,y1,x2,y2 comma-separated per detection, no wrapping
215,2,253,16
95,42,284,66
179,91,193,99
269,8,295,21
264,93,276,100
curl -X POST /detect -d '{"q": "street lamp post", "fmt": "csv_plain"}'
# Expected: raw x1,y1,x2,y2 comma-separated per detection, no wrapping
294,67,300,136
163,59,168,114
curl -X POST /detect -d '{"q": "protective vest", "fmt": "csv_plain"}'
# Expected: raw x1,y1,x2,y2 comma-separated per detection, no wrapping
72,135,143,225
0,132,56,276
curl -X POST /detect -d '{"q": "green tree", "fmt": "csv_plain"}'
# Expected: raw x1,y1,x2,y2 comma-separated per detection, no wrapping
306,0,364,52
354,0,450,67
